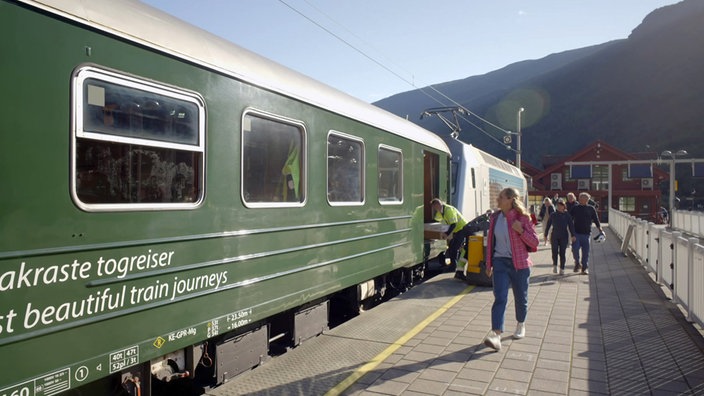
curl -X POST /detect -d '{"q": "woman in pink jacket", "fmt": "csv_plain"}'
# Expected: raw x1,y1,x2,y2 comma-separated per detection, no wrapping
483,187,540,352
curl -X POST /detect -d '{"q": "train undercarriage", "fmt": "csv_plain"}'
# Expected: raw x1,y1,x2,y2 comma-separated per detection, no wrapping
64,262,430,396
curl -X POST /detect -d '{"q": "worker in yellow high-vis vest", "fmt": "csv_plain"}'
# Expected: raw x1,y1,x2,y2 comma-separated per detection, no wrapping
430,198,470,268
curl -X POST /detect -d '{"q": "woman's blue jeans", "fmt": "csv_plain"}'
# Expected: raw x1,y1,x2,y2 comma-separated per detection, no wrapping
491,256,530,332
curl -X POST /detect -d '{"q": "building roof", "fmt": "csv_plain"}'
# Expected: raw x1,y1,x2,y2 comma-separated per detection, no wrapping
531,139,669,190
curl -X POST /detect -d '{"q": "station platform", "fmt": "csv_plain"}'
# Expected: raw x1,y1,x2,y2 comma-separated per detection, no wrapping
206,226,704,395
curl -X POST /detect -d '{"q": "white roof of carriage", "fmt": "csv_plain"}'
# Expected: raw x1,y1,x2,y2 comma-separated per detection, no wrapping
24,0,450,154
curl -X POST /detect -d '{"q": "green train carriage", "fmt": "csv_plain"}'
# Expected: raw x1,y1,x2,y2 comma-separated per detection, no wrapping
0,0,451,394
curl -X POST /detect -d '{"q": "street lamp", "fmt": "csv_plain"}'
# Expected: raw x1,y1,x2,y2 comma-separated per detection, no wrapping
516,107,524,170
661,149,688,217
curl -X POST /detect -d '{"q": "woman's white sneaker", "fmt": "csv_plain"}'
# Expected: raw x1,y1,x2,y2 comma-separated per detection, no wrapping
514,322,525,339
484,331,502,351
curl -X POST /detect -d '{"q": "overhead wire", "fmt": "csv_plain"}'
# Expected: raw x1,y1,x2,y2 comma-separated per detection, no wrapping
276,0,514,147
297,0,418,86
417,86,516,148
277,0,416,90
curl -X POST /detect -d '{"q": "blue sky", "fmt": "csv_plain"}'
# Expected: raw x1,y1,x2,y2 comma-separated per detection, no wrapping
142,0,681,103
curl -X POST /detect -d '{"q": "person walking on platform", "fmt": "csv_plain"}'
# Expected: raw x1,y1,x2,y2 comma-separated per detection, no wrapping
483,188,539,352
544,199,576,275
529,205,538,226
538,197,555,245
565,192,578,213
430,198,471,269
570,192,604,275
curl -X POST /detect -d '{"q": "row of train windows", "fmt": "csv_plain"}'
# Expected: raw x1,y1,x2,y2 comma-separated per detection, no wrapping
72,66,403,211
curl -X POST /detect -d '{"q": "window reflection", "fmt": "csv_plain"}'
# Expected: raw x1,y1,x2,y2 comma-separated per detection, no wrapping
378,146,402,203
73,67,204,208
242,113,305,204
327,133,364,204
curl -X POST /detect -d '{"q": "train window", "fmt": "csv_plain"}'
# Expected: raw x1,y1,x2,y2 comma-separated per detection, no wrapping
378,145,403,204
327,132,364,205
241,112,306,206
72,66,205,211
450,161,459,196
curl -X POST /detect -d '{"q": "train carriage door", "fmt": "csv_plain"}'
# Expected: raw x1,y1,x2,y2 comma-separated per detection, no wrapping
423,151,440,222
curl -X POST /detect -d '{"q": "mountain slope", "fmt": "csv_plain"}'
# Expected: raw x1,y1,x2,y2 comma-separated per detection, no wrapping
374,0,704,168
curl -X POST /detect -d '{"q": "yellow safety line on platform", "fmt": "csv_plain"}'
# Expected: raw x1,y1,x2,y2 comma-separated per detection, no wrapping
324,284,475,396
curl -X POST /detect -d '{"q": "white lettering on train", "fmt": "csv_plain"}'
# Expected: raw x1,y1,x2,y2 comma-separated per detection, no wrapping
170,271,228,301
0,250,174,292
0,260,91,291
96,250,175,279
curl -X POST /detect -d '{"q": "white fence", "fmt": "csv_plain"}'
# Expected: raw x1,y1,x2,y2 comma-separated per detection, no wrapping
609,208,704,328
673,209,704,236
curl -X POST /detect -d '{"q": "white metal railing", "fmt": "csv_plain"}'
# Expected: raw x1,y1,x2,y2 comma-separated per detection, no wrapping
609,208,704,328
673,209,704,236
658,230,674,289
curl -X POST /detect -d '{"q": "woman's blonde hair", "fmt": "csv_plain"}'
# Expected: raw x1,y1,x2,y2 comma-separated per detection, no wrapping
502,187,528,217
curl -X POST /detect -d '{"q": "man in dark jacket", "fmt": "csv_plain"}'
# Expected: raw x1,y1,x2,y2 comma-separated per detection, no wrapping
569,193,604,275
545,199,576,275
